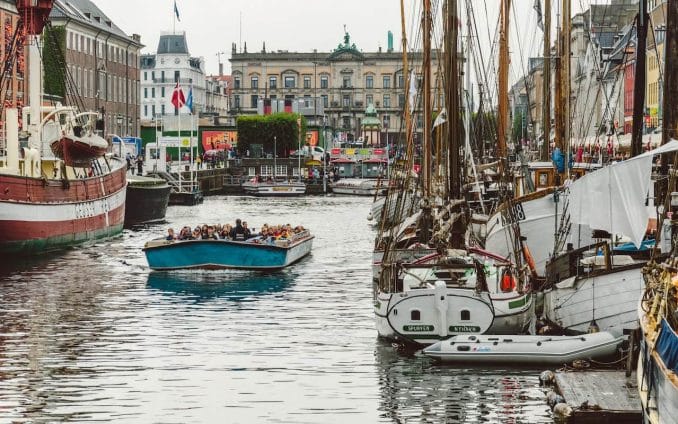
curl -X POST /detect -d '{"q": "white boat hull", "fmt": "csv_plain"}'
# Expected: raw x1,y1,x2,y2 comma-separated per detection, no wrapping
485,190,595,276
543,266,644,333
241,181,306,196
423,330,626,364
375,283,496,345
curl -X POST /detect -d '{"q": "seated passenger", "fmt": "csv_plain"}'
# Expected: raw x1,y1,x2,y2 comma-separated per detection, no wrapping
243,221,252,239
203,226,219,240
166,228,176,241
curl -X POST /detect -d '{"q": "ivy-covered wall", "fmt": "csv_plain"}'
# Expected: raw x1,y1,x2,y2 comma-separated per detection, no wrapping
236,113,307,157
42,26,66,99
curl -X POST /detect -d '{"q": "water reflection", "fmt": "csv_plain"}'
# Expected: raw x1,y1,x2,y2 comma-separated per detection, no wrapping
374,341,552,423
146,270,297,302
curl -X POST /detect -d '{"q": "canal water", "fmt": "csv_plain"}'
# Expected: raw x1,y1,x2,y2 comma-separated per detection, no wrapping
0,196,552,423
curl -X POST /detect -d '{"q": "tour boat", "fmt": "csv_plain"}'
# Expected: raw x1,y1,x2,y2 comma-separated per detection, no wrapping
423,329,625,365
143,230,314,270
331,178,387,196
0,1,126,254
241,179,306,197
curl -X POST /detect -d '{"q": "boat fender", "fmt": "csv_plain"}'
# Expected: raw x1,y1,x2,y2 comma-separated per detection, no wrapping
539,370,555,386
500,270,517,292
546,391,565,409
552,403,573,418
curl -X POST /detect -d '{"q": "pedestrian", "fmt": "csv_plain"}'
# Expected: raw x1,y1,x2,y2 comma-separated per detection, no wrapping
196,155,202,170
136,155,143,175
125,152,132,171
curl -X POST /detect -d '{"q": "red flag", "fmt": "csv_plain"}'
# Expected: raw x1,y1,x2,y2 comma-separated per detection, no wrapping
171,82,185,109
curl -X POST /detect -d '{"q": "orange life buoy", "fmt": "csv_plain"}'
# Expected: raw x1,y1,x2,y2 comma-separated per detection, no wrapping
500,272,517,292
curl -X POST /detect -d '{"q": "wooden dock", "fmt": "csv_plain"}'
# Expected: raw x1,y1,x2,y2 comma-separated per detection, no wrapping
555,370,642,423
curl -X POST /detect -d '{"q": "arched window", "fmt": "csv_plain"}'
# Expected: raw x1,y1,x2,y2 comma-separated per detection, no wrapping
411,310,421,321
460,310,470,321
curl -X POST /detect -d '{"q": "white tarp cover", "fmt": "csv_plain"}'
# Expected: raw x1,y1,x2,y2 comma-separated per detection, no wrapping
568,139,678,248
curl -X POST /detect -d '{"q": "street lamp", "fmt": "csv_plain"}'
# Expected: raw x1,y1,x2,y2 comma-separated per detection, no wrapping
323,114,327,193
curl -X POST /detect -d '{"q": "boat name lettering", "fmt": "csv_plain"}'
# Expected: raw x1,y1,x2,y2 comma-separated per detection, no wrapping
272,187,292,191
449,325,481,332
403,325,434,332
500,203,525,226
74,200,103,219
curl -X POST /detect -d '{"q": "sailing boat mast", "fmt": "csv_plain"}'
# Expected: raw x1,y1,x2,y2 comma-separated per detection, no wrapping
541,0,551,161
497,0,510,172
561,0,571,160
423,0,432,196
662,0,678,145
631,0,648,157
446,0,460,199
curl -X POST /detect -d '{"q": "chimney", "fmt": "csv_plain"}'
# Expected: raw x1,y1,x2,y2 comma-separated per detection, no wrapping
219,63,224,76
262,41,266,53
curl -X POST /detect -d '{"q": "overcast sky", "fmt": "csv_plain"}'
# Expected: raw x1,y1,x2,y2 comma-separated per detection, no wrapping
94,0,593,82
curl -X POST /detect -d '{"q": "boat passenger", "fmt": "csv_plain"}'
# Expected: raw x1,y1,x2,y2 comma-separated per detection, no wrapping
221,224,233,239
190,228,201,240
166,228,176,241
243,221,252,239
203,226,219,240
230,218,246,241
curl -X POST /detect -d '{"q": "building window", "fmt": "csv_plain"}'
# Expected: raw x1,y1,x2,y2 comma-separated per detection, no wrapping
284,76,295,88
234,78,241,89
161,87,165,98
342,76,351,88
144,105,147,116
161,71,165,82
320,75,328,89
144,87,148,98
174,70,180,82
303,76,311,89
251,94,258,108
261,165,273,176
269,76,277,89
321,94,328,107
234,95,240,108
343,95,350,107
398,94,405,107
151,71,155,81
366,94,373,105
397,73,404,88
248,167,256,176
151,87,155,98
342,116,351,129
383,75,391,88
161,104,166,115
251,76,258,89
366,75,374,88
382,115,390,128
383,94,391,107
143,71,147,81
151,105,156,116
275,165,287,176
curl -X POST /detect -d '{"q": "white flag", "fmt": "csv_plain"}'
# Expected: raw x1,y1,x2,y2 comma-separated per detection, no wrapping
408,71,418,111
433,108,447,128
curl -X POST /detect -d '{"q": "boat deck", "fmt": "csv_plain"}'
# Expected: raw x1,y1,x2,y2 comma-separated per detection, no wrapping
555,370,641,423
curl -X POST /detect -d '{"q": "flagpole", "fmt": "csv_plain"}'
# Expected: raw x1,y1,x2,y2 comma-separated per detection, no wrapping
189,82,194,191
173,0,175,34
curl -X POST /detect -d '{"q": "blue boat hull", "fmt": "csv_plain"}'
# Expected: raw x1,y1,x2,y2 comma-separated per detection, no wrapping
143,237,314,270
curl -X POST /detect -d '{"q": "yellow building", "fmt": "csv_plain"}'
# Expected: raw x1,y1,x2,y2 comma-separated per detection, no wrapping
647,0,667,129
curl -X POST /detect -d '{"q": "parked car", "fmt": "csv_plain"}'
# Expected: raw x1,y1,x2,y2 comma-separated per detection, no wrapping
290,146,325,161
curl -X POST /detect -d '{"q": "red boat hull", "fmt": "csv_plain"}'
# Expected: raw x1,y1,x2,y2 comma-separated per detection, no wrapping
50,136,109,167
0,158,127,254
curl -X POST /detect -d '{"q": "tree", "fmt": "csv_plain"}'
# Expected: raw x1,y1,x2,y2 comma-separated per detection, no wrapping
236,113,307,157
42,26,66,98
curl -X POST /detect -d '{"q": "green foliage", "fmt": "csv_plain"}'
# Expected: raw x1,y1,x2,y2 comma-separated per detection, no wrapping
511,110,525,143
42,26,66,98
236,113,307,157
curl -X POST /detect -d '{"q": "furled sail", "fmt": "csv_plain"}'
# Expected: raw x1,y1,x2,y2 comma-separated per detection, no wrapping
568,139,678,247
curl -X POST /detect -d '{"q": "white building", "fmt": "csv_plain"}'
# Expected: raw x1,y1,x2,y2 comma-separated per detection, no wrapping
140,31,206,121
